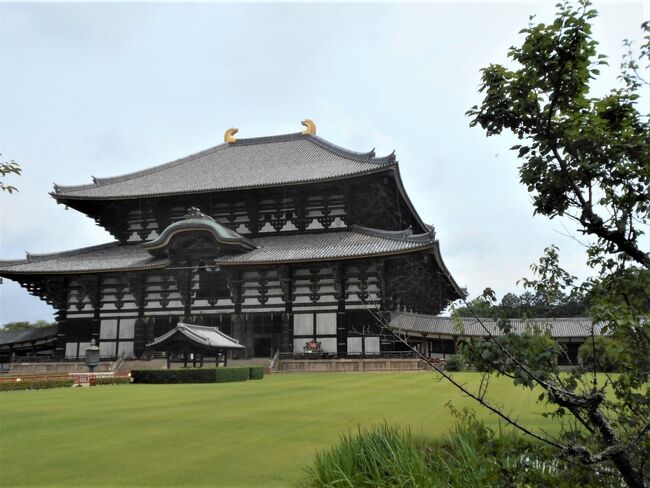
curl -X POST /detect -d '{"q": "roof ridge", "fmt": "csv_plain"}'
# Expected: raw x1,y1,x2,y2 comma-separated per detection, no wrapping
53,143,228,194
25,242,121,262
0,242,122,268
232,132,305,146
391,312,593,322
351,225,435,242
307,134,396,164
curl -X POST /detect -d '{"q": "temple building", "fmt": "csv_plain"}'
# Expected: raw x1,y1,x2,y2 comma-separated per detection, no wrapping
0,121,465,361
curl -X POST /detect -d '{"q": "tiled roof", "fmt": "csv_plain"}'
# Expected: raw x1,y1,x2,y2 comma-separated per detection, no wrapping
389,312,603,339
0,325,59,346
52,133,396,200
216,226,435,264
147,323,244,350
0,227,435,274
0,243,169,274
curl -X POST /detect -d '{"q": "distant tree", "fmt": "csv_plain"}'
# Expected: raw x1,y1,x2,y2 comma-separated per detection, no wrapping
0,155,21,193
455,277,590,319
2,320,54,331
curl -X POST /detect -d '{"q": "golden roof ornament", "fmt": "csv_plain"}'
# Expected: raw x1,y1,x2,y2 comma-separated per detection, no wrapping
301,119,316,136
224,127,239,143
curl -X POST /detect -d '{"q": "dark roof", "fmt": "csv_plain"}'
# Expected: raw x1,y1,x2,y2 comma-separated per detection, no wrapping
0,243,169,274
147,323,244,350
142,207,256,256
216,226,437,264
52,133,397,200
0,227,437,274
0,325,58,346
389,312,603,339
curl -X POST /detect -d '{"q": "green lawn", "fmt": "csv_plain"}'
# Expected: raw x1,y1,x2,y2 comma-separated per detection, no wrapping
0,372,555,487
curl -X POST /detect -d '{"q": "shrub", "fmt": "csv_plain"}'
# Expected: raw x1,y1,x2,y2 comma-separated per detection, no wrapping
0,379,74,392
131,367,255,384
215,367,249,383
94,376,131,386
249,366,264,380
445,355,465,371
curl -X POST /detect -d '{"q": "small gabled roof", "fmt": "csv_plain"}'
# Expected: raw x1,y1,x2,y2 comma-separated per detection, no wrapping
52,132,397,200
389,313,603,339
147,323,244,350
142,207,256,257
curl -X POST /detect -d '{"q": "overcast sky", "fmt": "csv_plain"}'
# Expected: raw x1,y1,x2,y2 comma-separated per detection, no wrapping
1,1,648,325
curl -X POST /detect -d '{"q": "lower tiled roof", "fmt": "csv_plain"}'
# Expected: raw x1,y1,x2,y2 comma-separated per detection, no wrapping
0,325,59,346
390,312,602,339
0,228,434,274
0,243,169,274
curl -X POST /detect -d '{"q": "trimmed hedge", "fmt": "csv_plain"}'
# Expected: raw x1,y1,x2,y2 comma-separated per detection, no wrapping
95,377,131,386
131,367,261,384
0,379,74,392
249,366,264,380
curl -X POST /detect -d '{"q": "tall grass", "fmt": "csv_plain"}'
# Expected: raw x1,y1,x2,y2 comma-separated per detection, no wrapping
307,423,432,487
306,409,622,487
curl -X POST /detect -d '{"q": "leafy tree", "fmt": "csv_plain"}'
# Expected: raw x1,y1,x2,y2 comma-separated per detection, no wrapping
578,335,624,372
1,320,55,331
458,1,650,485
370,2,649,486
0,155,21,193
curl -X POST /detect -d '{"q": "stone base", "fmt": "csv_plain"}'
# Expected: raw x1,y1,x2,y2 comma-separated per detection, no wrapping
278,358,421,373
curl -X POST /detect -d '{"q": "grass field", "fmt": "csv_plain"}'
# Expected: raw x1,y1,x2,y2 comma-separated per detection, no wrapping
0,372,556,487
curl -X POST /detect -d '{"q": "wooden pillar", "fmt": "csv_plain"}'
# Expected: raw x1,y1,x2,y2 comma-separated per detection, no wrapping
183,352,188,368
166,353,171,369
224,349,228,367
199,354,203,368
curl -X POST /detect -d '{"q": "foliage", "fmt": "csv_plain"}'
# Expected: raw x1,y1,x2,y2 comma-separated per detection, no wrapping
1,320,55,331
0,378,73,392
307,423,432,487
461,326,561,385
466,4,649,270
0,155,21,194
578,336,624,372
214,367,250,383
249,366,264,380
131,367,252,384
454,287,589,319
94,376,131,386
463,1,650,485
307,407,619,487
444,355,465,372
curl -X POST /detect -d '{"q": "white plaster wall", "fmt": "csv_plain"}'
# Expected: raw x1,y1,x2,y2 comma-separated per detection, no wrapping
100,319,118,340
316,313,337,335
294,314,313,335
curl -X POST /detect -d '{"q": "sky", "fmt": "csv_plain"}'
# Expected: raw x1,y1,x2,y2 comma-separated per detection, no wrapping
0,0,648,325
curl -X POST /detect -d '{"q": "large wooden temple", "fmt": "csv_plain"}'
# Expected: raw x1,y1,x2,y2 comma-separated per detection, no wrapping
0,121,465,360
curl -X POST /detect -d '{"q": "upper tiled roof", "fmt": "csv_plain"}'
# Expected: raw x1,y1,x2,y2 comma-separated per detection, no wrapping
0,227,435,274
52,133,397,200
389,312,603,339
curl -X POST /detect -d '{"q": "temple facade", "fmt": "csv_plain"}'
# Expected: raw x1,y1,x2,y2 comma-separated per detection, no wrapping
0,121,465,360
